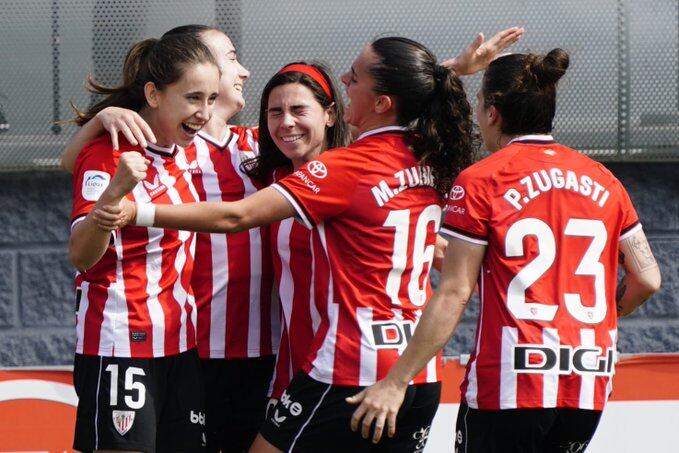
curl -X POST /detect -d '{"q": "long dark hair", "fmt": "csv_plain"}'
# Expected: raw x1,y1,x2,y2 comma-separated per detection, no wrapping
482,48,570,135
369,37,478,198
242,62,350,182
73,33,219,125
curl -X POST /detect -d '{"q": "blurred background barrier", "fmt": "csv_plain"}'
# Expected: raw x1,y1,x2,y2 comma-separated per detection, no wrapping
0,0,679,170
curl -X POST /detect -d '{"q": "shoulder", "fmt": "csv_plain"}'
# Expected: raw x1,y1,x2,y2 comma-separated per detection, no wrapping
229,125,259,152
75,134,119,172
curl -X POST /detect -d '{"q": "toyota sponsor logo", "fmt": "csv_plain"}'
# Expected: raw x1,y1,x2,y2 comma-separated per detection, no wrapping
306,160,327,179
450,185,465,201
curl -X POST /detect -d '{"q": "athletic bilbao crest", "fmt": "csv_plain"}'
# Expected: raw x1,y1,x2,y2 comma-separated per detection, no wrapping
112,410,135,435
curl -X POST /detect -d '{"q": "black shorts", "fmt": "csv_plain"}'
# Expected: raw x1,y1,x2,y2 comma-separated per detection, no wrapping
260,372,441,453
455,402,603,453
201,355,275,453
73,349,206,453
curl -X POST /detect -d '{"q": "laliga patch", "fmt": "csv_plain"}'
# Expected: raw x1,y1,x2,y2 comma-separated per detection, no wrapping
306,160,327,179
81,170,111,201
112,409,135,436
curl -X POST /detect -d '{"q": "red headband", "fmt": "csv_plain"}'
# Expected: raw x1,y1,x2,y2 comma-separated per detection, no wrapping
278,63,333,100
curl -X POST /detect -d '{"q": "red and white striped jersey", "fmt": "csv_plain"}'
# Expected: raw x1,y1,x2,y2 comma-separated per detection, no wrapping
184,127,278,359
269,168,323,398
441,135,641,411
71,135,199,358
272,126,443,386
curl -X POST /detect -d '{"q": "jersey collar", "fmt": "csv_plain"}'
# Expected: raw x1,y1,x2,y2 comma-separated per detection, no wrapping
145,142,177,157
507,134,555,145
198,129,234,150
356,125,408,142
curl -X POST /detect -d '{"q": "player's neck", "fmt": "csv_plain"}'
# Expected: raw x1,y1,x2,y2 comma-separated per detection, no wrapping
201,116,229,142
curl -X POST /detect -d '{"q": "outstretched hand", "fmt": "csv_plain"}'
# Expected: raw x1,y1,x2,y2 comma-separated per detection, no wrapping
94,198,136,231
346,378,408,444
445,26,525,75
97,107,157,150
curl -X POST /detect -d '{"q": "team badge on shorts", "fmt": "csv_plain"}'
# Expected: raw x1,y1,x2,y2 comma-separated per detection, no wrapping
112,410,135,435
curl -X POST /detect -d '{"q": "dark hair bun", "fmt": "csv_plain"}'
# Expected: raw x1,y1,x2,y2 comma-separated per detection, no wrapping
526,48,570,86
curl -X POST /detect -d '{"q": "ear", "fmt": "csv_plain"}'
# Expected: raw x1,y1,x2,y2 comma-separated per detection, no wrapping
374,94,393,114
144,82,160,108
487,105,501,127
324,103,337,128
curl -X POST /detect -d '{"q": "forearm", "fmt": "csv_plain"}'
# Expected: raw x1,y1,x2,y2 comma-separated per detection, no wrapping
153,201,247,233
69,191,125,271
61,117,105,173
616,231,661,317
145,186,295,233
616,273,661,317
385,291,468,387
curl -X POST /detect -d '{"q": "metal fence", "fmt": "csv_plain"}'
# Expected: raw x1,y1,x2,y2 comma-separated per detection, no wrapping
0,0,678,170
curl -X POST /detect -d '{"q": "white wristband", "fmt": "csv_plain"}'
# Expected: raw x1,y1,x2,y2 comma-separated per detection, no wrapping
135,202,156,227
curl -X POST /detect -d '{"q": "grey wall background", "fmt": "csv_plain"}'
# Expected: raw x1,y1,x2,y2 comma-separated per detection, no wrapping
0,163,677,366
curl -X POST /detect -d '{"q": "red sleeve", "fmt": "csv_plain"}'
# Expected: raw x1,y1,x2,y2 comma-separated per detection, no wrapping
272,148,363,228
440,167,492,245
71,141,118,224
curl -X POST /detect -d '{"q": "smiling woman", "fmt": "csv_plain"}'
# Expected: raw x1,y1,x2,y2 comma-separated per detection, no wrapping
67,33,220,453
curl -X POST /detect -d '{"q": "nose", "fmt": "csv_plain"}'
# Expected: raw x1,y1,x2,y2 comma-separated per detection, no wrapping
340,72,349,87
280,111,295,128
196,101,211,121
239,62,251,80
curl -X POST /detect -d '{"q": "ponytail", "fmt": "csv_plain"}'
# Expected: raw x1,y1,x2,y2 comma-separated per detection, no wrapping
409,66,477,197
370,37,478,198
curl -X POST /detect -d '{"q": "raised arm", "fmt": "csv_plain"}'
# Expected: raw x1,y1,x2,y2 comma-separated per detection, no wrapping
61,107,156,173
616,229,661,317
442,26,524,76
347,237,486,443
69,152,148,272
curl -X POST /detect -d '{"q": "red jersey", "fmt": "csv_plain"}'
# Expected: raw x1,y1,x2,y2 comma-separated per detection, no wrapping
183,128,278,359
441,135,641,410
269,168,323,398
272,126,443,386
71,136,199,358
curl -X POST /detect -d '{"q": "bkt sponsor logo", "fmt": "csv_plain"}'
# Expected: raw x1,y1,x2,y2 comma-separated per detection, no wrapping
371,321,415,349
190,410,206,426
272,390,303,427
513,344,615,376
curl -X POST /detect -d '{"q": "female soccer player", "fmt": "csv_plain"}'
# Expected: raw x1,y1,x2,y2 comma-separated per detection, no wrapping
96,35,479,453
68,33,219,452
64,25,279,452
349,48,662,453
241,61,351,410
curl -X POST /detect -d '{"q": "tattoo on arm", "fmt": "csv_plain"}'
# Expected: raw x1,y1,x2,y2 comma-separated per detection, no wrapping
629,235,658,272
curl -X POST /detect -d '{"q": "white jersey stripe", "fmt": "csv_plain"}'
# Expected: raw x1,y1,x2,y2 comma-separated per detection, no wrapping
160,157,192,353
465,267,485,408
99,278,117,356
543,328,560,407
308,233,321,333
357,307,376,386
75,281,88,354
606,329,618,400
277,219,294,328
112,231,130,355
500,326,518,409
579,329,596,409
309,223,338,383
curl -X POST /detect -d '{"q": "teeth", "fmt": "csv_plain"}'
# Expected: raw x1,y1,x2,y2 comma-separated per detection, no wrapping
281,134,303,143
183,122,202,132
234,85,243,92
